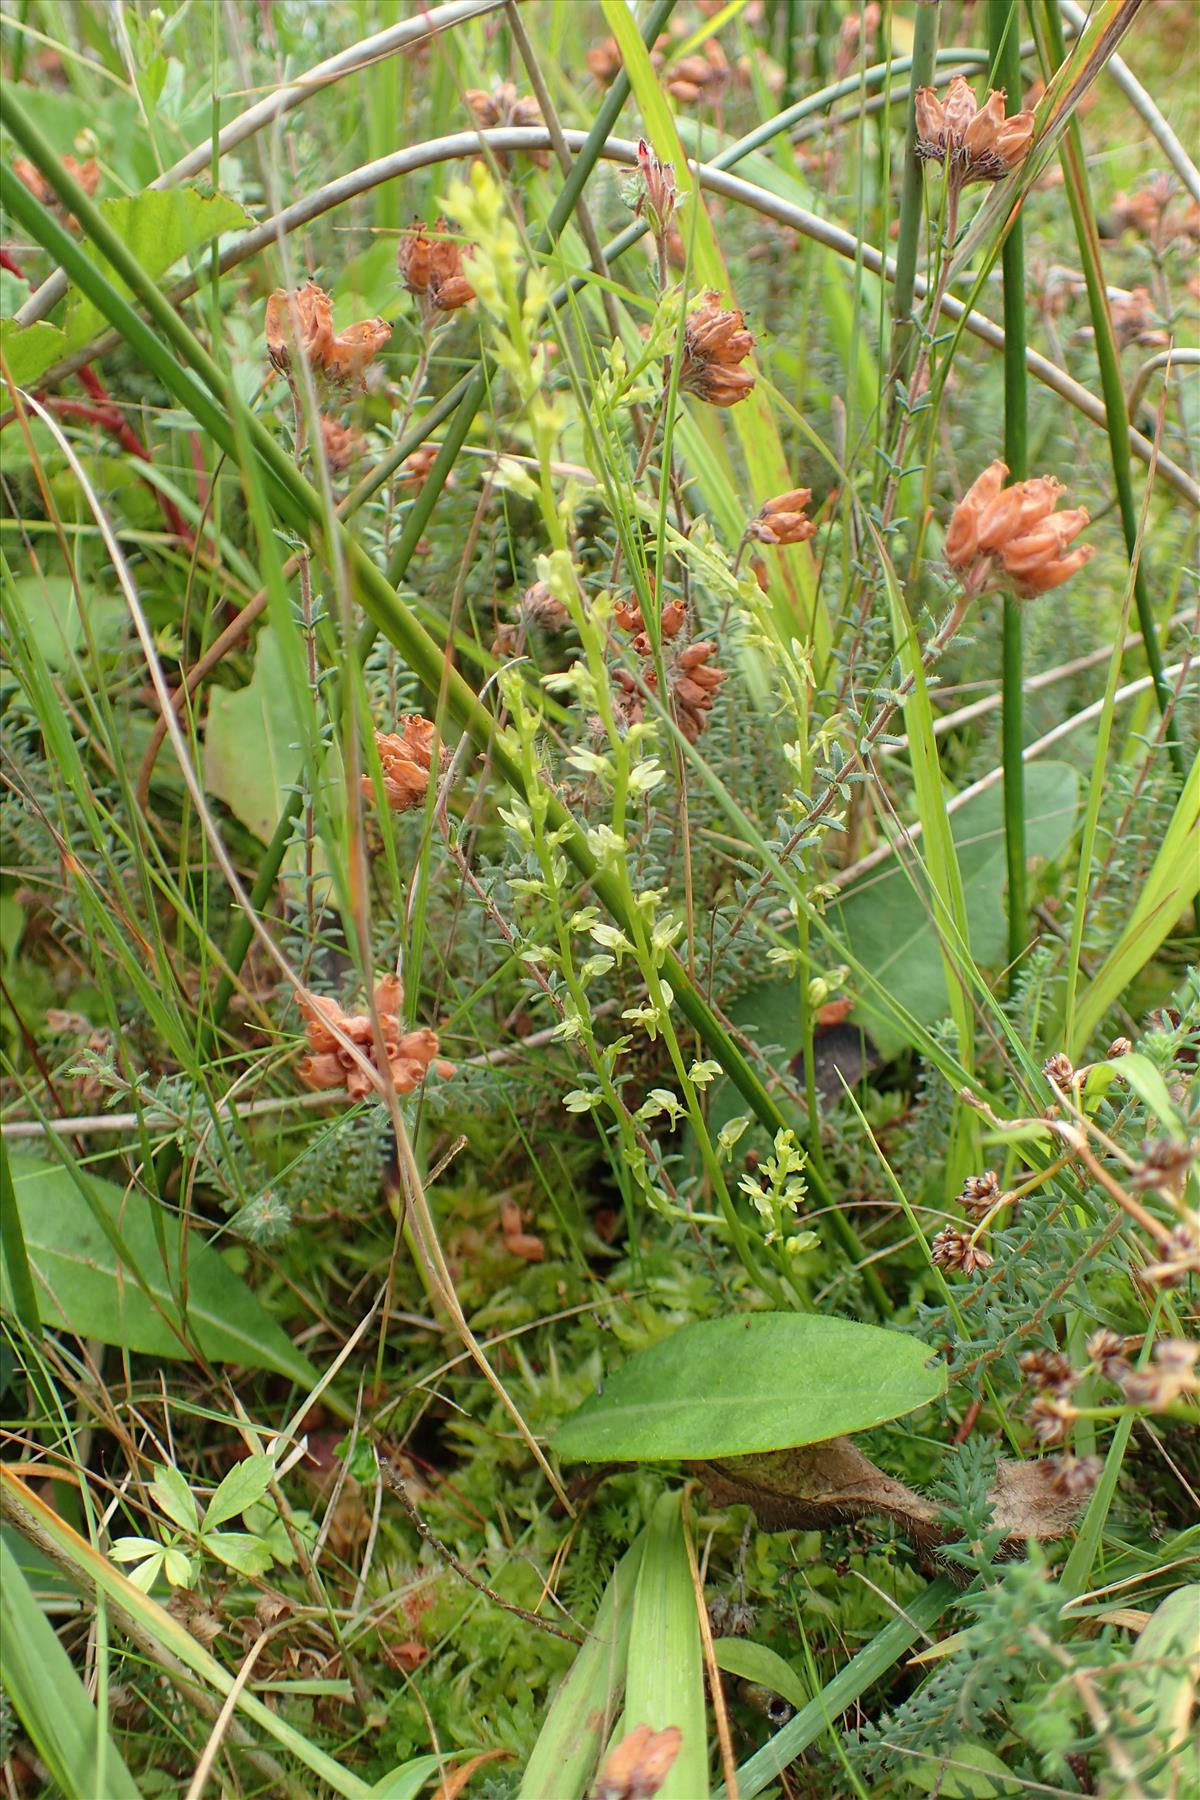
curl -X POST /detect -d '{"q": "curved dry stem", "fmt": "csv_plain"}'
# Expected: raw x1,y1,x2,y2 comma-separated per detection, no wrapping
13,0,506,327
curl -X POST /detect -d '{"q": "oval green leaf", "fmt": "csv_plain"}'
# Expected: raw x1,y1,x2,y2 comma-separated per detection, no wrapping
552,1314,945,1464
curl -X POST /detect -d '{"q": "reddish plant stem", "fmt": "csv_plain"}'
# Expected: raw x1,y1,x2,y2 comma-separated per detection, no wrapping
0,247,25,277
72,364,194,546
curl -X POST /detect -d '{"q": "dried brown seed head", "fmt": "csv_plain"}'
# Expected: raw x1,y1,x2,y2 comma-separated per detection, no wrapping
320,417,367,471
1107,1036,1134,1058
959,1169,1002,1219
914,76,1034,185
931,1225,994,1274
265,282,335,373
945,460,1093,600
1042,1052,1076,1091
1020,1348,1075,1394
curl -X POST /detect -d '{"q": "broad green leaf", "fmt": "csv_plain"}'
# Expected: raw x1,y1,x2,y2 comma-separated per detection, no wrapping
552,1314,944,1463
204,1453,275,1529
2,1155,321,1387
203,625,304,845
202,624,301,844
203,1531,274,1578
834,763,1080,1058
67,189,252,349
625,1492,707,1800
0,1538,144,1800
1100,1586,1200,1799
712,1638,808,1711
1,188,250,385
109,1537,165,1561
0,320,71,386
151,1463,199,1535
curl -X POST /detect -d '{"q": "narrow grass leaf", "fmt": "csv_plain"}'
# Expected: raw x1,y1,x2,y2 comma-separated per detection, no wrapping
626,1491,708,1800
520,1536,645,1800
0,1536,142,1800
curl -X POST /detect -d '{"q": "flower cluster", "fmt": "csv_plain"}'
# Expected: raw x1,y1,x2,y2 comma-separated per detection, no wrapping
665,38,729,106
320,417,366,472
296,975,449,1100
676,291,756,407
264,283,390,387
13,154,100,229
748,487,815,547
465,83,548,167
363,717,446,815
397,217,475,317
635,138,678,244
914,76,1035,186
930,1225,993,1275
611,600,727,744
945,461,1093,598
958,1169,1002,1220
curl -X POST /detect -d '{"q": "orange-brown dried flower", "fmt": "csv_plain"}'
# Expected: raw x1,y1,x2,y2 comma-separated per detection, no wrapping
666,39,729,106
465,83,549,167
586,37,624,85
323,317,391,386
669,639,727,742
748,487,815,547
13,154,100,228
945,460,1093,599
398,217,475,314
615,596,686,656
930,1225,994,1275
914,76,1034,185
677,291,755,407
399,445,444,490
296,974,448,1100
265,283,335,374
836,3,881,78
364,717,446,815
593,1723,682,1800
520,580,571,631
320,417,367,471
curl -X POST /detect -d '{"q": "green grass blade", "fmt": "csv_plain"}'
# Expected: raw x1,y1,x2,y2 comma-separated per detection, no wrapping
520,1535,645,1800
717,1576,959,1799
989,0,1029,980
625,1492,709,1800
1068,749,1200,1053
1037,0,1186,791
0,1535,143,1800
